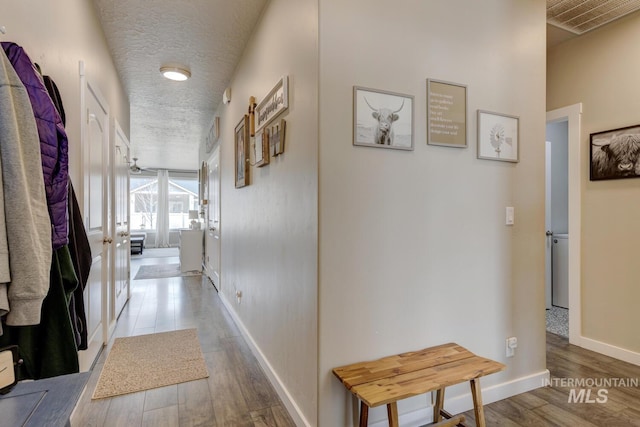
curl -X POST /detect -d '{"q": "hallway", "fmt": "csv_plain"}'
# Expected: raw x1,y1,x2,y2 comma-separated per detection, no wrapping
71,252,295,426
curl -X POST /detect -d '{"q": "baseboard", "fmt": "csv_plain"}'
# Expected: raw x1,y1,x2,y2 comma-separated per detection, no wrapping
219,292,311,426
579,336,640,366
368,370,550,427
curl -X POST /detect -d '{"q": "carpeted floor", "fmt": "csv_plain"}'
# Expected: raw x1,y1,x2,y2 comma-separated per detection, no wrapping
134,263,201,280
92,329,209,399
546,306,569,338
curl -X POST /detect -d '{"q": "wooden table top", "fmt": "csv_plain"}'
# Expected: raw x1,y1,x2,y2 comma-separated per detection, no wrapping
332,343,505,408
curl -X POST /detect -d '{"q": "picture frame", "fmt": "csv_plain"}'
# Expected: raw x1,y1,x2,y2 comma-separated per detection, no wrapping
255,75,289,133
205,116,219,153
590,124,640,181
477,110,519,162
427,79,467,148
270,119,286,156
353,86,414,151
254,129,270,167
235,115,250,188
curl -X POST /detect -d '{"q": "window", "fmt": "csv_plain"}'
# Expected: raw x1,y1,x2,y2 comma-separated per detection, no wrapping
130,172,199,231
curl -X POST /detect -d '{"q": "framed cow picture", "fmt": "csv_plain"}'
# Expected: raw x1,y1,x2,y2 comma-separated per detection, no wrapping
353,86,414,151
590,124,640,181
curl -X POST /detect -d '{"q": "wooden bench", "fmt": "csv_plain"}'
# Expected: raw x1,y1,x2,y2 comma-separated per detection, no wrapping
332,342,505,427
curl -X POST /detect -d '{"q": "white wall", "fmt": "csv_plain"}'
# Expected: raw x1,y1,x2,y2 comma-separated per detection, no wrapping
318,0,547,424
0,0,130,193
212,0,319,423
548,11,640,355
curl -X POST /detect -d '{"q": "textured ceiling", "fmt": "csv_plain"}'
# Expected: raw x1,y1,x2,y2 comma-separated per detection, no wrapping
93,0,267,171
547,0,640,35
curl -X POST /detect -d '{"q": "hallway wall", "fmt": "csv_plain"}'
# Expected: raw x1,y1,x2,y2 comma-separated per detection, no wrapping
212,0,318,423
548,11,640,356
318,0,547,424
0,0,130,190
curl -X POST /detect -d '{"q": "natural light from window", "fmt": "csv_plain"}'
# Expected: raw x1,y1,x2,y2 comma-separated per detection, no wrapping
130,173,199,231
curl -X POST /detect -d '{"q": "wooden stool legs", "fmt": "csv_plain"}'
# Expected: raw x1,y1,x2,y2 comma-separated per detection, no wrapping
386,402,399,426
358,381,484,427
358,401,399,427
470,378,486,427
359,401,368,427
433,388,445,423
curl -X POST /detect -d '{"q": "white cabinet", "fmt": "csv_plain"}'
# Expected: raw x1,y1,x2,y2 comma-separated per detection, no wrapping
179,229,204,272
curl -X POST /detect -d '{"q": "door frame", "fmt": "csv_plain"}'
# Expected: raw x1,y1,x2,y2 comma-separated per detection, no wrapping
546,103,582,345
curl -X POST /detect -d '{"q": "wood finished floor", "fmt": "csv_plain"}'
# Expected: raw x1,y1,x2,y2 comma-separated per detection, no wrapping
71,255,295,427
460,332,640,426
71,253,640,426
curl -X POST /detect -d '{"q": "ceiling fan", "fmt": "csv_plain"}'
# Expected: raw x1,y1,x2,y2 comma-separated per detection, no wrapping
129,157,155,174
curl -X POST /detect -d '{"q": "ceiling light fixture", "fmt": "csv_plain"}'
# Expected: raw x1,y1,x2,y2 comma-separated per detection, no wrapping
160,66,191,81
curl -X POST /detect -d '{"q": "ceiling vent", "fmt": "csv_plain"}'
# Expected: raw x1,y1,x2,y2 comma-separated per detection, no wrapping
547,0,640,34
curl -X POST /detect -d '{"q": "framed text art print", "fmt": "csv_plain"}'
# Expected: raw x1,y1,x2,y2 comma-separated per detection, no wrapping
427,79,467,148
255,76,289,133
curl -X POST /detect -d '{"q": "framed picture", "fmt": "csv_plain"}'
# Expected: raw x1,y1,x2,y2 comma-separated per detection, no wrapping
353,86,413,150
205,116,219,153
270,119,286,156
427,79,467,148
256,76,289,133
590,124,640,181
235,115,250,188
254,129,270,167
477,110,519,162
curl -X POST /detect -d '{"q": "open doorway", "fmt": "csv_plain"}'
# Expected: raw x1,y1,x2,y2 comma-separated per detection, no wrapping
545,120,569,337
545,104,582,345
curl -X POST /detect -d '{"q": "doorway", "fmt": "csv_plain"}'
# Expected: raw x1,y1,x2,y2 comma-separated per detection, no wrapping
545,104,582,345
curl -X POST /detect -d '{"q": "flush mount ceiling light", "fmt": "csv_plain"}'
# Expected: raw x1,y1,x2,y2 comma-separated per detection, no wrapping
160,66,191,81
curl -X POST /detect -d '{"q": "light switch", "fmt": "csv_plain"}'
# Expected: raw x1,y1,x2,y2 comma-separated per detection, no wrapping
506,207,514,225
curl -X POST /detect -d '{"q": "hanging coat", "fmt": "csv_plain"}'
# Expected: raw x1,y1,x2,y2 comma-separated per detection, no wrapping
0,48,52,328
1,42,69,250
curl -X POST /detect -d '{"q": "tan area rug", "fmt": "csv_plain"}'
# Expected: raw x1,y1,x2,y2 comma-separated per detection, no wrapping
134,263,201,280
92,329,209,399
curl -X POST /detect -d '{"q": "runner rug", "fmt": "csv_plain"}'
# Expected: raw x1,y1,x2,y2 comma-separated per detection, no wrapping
92,329,209,399
133,263,201,280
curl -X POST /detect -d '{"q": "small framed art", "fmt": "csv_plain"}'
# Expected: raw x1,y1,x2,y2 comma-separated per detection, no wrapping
235,115,250,188
427,79,467,148
254,129,270,168
477,110,519,162
353,86,414,151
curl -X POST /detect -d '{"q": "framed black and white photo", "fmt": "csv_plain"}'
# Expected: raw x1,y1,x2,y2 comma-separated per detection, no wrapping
353,86,414,151
590,124,640,181
256,76,288,133
427,79,467,148
477,110,519,162
235,115,250,188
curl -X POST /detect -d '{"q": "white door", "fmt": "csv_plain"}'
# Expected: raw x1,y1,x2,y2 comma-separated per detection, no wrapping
79,64,111,372
205,147,220,288
112,121,130,322
552,234,569,309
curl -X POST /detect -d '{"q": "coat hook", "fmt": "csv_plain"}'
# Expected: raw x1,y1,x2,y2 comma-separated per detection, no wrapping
0,26,6,34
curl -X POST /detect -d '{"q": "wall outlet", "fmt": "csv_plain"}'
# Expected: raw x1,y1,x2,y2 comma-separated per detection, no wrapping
506,337,518,357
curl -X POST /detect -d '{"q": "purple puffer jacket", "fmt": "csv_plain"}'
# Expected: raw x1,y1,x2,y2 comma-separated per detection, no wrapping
2,42,69,249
